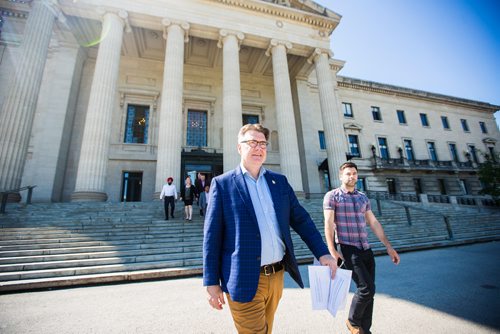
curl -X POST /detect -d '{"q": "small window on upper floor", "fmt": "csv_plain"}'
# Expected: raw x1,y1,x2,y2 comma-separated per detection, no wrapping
461,119,470,132
479,121,488,134
318,131,326,150
420,113,429,127
441,116,450,130
342,102,354,118
397,110,407,124
242,114,259,125
372,106,382,121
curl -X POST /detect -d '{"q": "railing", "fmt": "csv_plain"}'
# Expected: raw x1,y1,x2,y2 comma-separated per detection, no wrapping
456,196,477,206
0,185,37,214
373,156,478,172
428,194,450,204
366,190,420,203
408,159,431,167
367,190,499,209
365,192,454,240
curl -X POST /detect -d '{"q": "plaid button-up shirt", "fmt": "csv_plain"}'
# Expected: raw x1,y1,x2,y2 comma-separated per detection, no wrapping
323,187,371,250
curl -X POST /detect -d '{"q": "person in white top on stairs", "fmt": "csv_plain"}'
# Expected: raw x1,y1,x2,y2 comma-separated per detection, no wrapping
160,177,177,220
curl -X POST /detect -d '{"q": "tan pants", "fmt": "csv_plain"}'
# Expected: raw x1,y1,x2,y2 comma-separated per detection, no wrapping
226,270,285,334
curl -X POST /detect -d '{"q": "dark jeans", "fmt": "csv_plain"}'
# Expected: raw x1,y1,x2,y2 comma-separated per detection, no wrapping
341,244,376,334
163,196,175,219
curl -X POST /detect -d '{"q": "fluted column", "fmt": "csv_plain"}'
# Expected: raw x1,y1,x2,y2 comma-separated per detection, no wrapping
72,10,127,201
155,20,189,193
218,30,244,172
309,48,346,188
0,0,57,193
266,39,303,191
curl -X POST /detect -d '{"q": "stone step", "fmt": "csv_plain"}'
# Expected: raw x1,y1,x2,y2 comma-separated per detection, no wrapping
0,258,203,281
0,244,202,265
0,250,202,273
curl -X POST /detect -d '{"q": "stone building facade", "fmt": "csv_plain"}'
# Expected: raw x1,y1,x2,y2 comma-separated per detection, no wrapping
0,0,498,203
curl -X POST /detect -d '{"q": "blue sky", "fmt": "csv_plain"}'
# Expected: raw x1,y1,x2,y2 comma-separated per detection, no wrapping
314,0,500,125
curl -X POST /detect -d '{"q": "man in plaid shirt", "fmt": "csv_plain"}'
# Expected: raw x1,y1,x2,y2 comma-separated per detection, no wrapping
323,162,400,334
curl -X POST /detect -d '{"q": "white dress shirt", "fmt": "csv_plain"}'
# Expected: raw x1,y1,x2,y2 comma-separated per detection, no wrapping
160,184,178,199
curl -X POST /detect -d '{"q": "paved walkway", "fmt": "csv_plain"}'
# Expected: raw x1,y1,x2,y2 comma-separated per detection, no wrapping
1,242,499,334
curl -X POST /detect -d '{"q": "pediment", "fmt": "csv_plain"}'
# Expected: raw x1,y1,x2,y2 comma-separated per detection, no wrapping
482,137,497,144
343,122,363,131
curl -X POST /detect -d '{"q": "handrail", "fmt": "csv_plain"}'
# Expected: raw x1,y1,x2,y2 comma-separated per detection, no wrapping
0,185,37,214
380,199,454,240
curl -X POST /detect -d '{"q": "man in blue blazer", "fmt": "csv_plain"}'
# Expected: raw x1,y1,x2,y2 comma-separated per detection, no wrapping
203,124,337,333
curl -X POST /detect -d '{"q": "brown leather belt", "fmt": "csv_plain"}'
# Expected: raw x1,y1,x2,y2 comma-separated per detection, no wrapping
260,261,284,276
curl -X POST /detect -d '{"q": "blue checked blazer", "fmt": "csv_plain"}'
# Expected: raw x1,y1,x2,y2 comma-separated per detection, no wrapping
203,166,329,303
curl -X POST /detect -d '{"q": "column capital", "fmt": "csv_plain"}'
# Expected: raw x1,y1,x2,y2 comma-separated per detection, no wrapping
265,39,292,57
161,18,190,42
39,0,66,24
217,29,245,49
96,8,131,33
307,47,333,64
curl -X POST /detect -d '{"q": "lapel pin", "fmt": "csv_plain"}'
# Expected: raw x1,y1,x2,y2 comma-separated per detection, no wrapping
272,180,276,184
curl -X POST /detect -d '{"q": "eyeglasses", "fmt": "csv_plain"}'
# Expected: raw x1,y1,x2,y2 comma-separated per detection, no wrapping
240,140,269,149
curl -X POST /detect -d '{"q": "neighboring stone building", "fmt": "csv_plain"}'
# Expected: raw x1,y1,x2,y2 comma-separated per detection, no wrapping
0,0,498,203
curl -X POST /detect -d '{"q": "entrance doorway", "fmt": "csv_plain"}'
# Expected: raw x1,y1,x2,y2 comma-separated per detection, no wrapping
121,172,142,202
181,150,223,187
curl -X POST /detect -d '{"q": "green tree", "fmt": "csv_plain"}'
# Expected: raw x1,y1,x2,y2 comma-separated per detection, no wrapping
478,160,500,203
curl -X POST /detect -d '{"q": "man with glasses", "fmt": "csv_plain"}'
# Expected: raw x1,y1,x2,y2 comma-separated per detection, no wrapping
203,123,337,333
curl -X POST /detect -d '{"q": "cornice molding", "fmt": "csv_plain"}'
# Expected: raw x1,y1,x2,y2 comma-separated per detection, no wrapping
337,76,500,113
211,0,339,32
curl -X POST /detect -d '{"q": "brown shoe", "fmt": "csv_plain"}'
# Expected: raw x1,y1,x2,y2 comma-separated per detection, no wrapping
346,320,364,334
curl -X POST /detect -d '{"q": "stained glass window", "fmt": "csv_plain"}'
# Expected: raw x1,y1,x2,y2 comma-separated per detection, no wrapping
124,104,149,144
187,110,207,147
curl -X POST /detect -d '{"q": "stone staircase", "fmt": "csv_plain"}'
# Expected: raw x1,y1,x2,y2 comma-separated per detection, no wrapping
0,199,498,292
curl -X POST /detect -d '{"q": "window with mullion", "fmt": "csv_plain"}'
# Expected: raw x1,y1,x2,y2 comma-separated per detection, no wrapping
404,139,414,160
343,102,354,118
124,104,149,144
186,110,207,147
348,134,360,157
427,142,438,161
378,137,389,159
449,143,459,162
468,144,479,163
242,114,259,125
372,106,382,121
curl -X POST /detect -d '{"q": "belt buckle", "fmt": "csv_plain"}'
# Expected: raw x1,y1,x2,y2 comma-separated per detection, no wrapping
263,264,275,276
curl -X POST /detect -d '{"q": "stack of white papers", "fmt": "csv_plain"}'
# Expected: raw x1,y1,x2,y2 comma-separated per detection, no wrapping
308,262,352,317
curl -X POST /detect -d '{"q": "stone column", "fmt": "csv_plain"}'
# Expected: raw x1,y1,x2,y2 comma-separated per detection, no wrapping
266,39,303,192
155,20,189,193
218,30,244,172
309,48,346,188
71,10,127,201
0,0,57,193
